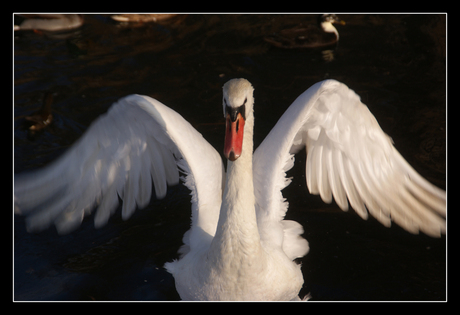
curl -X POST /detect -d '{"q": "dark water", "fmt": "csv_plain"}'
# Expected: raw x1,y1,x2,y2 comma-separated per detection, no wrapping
14,14,446,301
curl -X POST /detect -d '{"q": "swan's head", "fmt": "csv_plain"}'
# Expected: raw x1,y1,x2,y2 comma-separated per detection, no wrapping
222,78,254,161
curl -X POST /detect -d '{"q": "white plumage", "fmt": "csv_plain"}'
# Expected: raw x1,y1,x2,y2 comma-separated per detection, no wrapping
14,79,446,301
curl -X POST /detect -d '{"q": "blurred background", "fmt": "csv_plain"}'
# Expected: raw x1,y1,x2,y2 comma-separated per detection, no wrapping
14,14,446,301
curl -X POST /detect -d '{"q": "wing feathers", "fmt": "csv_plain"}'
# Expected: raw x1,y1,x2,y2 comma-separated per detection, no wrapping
254,79,445,254
329,149,348,211
344,157,369,220
94,183,119,228
15,94,223,239
146,137,169,199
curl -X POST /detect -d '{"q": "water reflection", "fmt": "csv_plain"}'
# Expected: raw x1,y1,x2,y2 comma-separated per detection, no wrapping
14,14,446,301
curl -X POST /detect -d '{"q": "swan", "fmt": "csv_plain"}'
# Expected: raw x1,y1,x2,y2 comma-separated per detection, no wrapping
14,79,446,301
14,14,83,32
264,14,345,49
110,14,179,23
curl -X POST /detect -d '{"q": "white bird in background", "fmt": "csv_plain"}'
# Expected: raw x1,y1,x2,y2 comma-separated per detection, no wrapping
14,79,446,301
14,14,84,32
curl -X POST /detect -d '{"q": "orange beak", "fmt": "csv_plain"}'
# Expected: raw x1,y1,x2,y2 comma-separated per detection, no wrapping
224,112,245,161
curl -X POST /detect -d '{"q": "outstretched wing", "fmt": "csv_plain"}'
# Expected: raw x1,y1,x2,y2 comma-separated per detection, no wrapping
254,80,445,259
14,95,224,251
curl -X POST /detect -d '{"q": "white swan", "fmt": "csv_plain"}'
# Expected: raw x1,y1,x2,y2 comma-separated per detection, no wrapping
14,79,446,301
14,14,83,32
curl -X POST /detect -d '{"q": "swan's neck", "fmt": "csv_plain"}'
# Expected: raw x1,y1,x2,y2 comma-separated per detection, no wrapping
321,21,339,38
209,112,262,265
